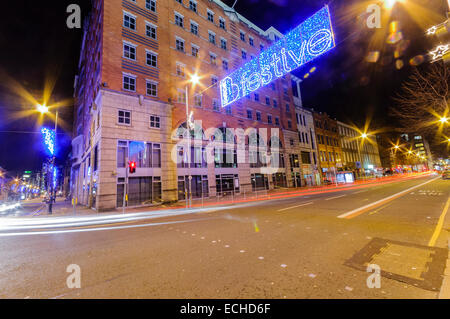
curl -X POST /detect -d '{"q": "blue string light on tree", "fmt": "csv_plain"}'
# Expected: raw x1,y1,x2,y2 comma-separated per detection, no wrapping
41,127,56,156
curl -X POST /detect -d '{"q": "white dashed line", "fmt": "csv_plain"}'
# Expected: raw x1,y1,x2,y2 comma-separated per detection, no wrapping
277,202,314,212
325,194,346,201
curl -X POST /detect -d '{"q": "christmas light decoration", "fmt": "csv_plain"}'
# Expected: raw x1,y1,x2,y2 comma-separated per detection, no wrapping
41,127,56,156
430,44,450,62
220,5,335,107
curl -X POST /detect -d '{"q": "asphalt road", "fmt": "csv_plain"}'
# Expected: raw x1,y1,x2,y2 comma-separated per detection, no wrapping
0,174,449,299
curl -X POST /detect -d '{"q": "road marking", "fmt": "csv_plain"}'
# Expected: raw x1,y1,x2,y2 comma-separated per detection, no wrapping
353,190,368,194
337,177,439,219
277,202,314,212
368,203,393,215
325,194,346,201
428,196,450,247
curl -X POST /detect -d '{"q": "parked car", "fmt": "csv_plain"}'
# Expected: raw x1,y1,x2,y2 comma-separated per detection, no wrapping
442,170,450,180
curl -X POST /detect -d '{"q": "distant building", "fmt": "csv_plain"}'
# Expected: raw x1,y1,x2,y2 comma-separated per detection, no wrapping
338,122,382,178
291,75,320,186
312,112,343,183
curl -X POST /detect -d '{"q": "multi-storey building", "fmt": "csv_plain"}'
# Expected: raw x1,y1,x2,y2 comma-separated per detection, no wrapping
291,75,320,186
312,112,343,182
71,0,303,211
338,121,382,178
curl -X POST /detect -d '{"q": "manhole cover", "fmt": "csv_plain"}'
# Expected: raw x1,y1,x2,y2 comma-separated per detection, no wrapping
345,238,448,291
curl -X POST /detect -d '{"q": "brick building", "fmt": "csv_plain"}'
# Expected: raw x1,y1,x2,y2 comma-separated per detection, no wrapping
312,112,343,183
71,0,305,211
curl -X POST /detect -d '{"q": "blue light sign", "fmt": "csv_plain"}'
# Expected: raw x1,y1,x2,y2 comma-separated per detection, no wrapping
220,5,335,107
41,127,56,156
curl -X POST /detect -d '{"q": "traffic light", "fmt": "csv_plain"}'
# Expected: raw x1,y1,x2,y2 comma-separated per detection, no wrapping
129,161,136,174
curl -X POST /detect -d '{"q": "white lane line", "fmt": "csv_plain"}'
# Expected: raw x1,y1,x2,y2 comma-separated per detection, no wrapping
337,177,439,219
277,202,314,212
325,194,346,201
353,189,368,194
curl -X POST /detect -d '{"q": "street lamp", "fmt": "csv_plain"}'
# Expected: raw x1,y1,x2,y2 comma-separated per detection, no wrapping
439,116,449,124
36,103,59,213
185,74,200,208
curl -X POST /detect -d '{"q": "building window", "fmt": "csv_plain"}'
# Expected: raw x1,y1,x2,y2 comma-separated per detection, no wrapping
207,10,214,23
210,53,216,65
273,99,278,108
249,36,254,46
240,31,245,41
213,99,220,111
254,93,259,102
256,111,261,121
177,90,186,103
194,94,202,107
146,81,158,97
219,17,226,30
275,117,280,126
146,51,157,67
211,76,218,86
260,44,264,51
146,0,156,12
175,13,184,28
123,12,136,30
265,96,270,105
241,49,247,59
191,45,199,57
247,109,253,120
123,42,136,60
285,104,290,113
225,105,232,115
288,120,292,129
150,115,160,128
175,37,185,52
267,114,272,124
118,110,131,125
190,21,198,35
271,83,276,91
146,23,157,39
220,38,227,50
189,0,197,12
175,0,182,3
222,59,228,70
209,31,216,44
123,74,136,91
176,63,185,77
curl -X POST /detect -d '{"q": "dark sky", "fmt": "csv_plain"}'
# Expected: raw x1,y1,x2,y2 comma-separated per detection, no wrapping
0,0,447,174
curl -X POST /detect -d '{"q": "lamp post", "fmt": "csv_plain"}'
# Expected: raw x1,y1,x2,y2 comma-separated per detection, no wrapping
185,74,200,208
37,104,58,213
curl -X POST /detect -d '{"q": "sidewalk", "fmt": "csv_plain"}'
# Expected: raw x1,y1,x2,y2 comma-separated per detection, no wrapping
30,172,433,218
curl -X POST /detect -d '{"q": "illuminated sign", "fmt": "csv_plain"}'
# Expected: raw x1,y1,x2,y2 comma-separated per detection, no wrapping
220,5,335,107
41,127,56,156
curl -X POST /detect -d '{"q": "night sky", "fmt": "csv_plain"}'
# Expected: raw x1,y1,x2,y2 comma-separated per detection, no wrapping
0,0,447,175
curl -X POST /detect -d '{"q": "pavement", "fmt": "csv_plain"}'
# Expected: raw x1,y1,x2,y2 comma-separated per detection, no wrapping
0,172,449,298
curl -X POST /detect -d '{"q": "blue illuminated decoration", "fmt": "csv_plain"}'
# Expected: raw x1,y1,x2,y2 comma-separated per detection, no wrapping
41,127,56,156
220,5,335,107
53,166,57,189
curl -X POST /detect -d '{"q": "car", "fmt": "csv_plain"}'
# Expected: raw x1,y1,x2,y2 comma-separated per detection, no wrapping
442,170,450,180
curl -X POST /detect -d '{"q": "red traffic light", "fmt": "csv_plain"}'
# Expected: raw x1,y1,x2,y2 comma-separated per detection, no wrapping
129,161,136,174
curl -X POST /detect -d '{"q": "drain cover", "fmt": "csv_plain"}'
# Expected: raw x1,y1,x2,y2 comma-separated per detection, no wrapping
345,237,448,291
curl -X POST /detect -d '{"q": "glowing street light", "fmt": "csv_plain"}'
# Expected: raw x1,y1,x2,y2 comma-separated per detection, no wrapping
36,103,49,114
384,0,398,9
439,116,449,124
361,133,368,139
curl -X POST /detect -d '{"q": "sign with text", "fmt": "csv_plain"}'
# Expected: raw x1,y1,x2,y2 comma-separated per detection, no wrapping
220,5,335,107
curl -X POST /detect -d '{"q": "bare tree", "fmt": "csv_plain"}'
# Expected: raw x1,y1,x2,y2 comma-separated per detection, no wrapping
391,63,449,138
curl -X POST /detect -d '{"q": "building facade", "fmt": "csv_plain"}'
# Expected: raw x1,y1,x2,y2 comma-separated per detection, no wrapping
71,0,306,211
312,112,343,183
291,75,320,186
338,121,382,178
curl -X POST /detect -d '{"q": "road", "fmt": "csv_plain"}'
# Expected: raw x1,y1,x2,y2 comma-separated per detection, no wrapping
0,174,449,298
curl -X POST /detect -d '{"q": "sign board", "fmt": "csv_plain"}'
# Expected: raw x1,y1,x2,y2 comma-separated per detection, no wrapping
220,5,335,107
